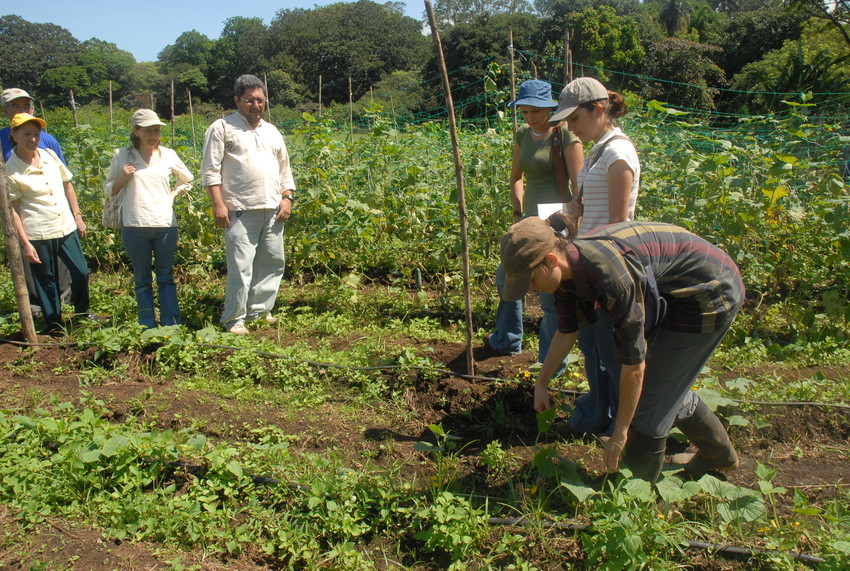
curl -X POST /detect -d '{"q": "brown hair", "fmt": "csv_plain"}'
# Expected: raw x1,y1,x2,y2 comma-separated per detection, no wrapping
130,126,160,149
546,211,578,253
578,90,628,126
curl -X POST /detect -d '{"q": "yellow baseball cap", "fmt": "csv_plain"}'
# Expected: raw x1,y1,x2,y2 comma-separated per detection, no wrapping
10,112,46,130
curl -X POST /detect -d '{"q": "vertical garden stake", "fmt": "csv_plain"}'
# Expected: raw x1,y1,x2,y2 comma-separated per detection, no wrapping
425,0,475,376
0,158,37,343
108,80,113,132
170,79,175,145
187,88,197,160
509,28,518,135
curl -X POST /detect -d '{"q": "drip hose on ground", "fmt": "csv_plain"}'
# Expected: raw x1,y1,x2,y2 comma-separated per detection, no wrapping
3,336,849,410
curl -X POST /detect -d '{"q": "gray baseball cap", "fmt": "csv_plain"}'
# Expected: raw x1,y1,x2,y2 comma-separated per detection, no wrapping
1,88,33,106
549,77,609,123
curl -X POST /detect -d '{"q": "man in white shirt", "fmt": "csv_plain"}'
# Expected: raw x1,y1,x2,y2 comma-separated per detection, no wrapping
201,75,296,335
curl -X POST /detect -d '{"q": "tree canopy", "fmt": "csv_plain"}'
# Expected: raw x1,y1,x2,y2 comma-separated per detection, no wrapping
1,0,847,117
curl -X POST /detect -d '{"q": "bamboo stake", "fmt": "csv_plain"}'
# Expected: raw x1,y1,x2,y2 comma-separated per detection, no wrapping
170,79,175,145
348,76,354,141
0,158,37,343
187,88,197,160
318,75,322,118
108,80,113,132
424,0,475,377
264,72,271,123
509,28,517,135
69,90,78,128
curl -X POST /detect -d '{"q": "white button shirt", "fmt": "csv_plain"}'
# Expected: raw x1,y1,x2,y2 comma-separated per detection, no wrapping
5,148,76,240
201,112,295,211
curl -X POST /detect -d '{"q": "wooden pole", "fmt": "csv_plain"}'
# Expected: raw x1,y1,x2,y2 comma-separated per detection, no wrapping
150,92,154,109
0,158,38,343
263,72,271,124
170,79,175,145
187,88,197,160
348,76,354,141
69,90,78,128
108,80,113,132
509,28,517,135
424,0,475,376
318,75,322,118
565,28,574,84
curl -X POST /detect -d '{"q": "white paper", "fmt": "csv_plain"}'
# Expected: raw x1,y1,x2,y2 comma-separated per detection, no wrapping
536,203,565,220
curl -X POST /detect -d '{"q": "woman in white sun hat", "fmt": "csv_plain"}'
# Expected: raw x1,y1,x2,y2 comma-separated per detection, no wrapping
105,109,193,328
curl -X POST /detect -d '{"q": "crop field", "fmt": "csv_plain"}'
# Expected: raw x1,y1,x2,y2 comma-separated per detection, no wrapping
0,98,849,569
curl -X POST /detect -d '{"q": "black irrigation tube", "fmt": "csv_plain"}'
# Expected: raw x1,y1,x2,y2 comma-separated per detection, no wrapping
488,517,826,567
3,337,850,411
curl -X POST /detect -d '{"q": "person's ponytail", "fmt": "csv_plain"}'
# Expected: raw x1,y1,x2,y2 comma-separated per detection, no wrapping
607,90,628,119
547,211,578,249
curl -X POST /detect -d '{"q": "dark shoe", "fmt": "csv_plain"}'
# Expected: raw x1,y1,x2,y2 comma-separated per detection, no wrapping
673,399,739,477
482,333,518,356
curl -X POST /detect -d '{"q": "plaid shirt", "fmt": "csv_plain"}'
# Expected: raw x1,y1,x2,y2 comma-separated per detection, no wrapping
556,222,745,365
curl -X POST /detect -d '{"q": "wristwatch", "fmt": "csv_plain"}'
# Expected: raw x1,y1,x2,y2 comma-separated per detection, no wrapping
283,194,295,203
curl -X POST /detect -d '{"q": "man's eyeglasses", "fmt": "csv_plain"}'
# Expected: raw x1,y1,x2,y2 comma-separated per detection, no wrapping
240,97,266,105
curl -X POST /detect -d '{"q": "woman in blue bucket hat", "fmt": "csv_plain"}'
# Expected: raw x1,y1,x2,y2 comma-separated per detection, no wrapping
484,79,583,373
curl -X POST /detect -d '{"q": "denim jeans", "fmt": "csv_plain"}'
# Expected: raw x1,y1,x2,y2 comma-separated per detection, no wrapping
488,265,523,355
221,209,285,329
122,226,180,329
569,309,621,434
489,265,566,373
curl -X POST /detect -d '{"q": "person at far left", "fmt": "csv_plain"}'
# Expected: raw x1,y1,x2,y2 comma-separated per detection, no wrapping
1,88,74,314
4,113,94,335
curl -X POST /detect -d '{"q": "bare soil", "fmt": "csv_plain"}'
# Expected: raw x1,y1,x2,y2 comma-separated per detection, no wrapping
0,334,848,569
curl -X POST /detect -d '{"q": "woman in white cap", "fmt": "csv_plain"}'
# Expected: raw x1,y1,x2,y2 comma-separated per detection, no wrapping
547,77,641,438
105,109,193,328
485,79,583,369
4,113,92,334
500,214,743,482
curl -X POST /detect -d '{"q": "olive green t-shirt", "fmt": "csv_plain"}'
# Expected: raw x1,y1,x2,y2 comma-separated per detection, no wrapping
515,123,579,216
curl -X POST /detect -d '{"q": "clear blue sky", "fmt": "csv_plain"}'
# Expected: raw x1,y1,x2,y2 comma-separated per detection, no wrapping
7,1,425,63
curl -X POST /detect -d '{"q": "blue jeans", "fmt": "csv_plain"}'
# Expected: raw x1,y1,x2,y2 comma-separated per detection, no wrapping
122,226,180,328
569,309,621,434
488,265,523,355
489,265,565,372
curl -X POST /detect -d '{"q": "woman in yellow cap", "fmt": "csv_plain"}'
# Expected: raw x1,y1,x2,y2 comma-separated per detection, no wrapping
4,113,92,333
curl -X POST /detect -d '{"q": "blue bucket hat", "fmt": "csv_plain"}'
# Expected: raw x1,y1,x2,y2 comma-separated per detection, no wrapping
507,80,558,109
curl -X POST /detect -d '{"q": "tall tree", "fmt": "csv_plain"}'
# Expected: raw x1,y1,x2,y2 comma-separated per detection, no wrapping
432,0,534,26
208,17,271,103
35,39,135,105
716,0,804,77
0,15,78,96
786,0,850,50
659,0,691,36
268,1,429,106
572,5,645,80
421,12,543,118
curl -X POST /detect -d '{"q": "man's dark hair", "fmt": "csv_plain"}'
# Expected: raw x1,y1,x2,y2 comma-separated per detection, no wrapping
234,75,267,99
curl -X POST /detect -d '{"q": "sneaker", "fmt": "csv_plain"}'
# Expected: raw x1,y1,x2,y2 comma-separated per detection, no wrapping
264,314,279,325
227,323,249,335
